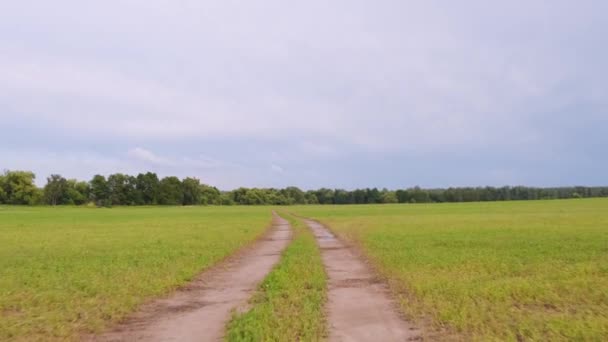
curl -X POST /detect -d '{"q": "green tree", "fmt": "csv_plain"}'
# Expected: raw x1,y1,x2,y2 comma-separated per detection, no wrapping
304,191,319,204
381,191,398,203
90,175,110,206
107,173,136,205
65,179,89,205
231,187,249,205
182,177,201,205
366,188,382,204
352,189,367,204
266,189,290,205
1,170,39,204
220,192,235,205
334,189,352,204
200,184,221,205
44,174,68,205
243,189,267,205
0,173,7,203
280,187,305,204
135,172,159,204
158,176,183,205
314,188,335,204
410,186,430,203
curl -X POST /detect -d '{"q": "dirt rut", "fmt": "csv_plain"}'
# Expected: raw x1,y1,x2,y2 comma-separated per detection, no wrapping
304,219,421,342
91,213,292,342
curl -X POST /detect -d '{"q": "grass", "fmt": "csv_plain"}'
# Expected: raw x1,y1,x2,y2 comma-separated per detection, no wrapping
0,206,271,341
291,199,608,341
226,213,327,341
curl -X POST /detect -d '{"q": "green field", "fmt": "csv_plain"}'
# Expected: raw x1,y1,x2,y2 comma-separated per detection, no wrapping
2,199,607,341
226,213,327,341
0,206,271,341
292,199,608,341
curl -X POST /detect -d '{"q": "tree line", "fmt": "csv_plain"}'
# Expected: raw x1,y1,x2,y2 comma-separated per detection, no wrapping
1,170,607,206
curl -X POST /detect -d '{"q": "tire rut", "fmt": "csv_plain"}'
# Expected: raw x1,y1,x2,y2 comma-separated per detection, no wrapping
89,212,292,342
304,219,422,342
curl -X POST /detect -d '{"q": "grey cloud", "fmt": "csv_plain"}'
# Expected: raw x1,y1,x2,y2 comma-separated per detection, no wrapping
0,0,606,188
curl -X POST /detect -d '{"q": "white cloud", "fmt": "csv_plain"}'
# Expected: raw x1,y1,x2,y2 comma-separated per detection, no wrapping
127,147,171,165
271,164,284,173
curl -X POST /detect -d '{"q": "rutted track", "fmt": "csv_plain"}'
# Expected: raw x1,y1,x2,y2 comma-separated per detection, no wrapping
90,213,292,342
304,219,422,342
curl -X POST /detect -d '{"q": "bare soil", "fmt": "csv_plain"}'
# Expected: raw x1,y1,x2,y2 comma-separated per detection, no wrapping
304,219,422,342
89,213,292,342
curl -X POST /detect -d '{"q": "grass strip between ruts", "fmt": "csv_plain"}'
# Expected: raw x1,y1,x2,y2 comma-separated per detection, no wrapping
226,212,327,341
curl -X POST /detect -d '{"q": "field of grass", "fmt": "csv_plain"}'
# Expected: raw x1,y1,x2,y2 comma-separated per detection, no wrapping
0,206,271,341
226,213,327,341
292,199,608,341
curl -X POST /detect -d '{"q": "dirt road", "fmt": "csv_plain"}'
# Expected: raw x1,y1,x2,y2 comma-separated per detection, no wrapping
304,219,421,342
91,213,292,342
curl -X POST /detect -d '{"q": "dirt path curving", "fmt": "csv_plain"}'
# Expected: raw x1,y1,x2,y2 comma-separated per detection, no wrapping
304,219,421,342
90,213,292,342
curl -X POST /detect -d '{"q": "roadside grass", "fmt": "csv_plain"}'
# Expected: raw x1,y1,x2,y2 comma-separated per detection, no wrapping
0,206,271,341
292,199,608,341
226,213,327,341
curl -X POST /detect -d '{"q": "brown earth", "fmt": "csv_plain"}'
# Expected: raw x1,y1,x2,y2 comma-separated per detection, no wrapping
304,219,422,342
89,213,292,342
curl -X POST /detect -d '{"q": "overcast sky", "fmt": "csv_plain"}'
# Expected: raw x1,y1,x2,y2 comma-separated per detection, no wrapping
1,1,606,189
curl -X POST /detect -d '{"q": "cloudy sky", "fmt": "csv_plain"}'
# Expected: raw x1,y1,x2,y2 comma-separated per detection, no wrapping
1,1,606,189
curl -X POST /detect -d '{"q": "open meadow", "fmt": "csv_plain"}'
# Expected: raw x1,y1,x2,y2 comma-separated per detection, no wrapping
1,199,607,341
0,206,271,341
291,198,608,341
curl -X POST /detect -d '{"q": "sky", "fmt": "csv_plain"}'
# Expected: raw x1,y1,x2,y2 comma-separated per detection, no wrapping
1,0,607,190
